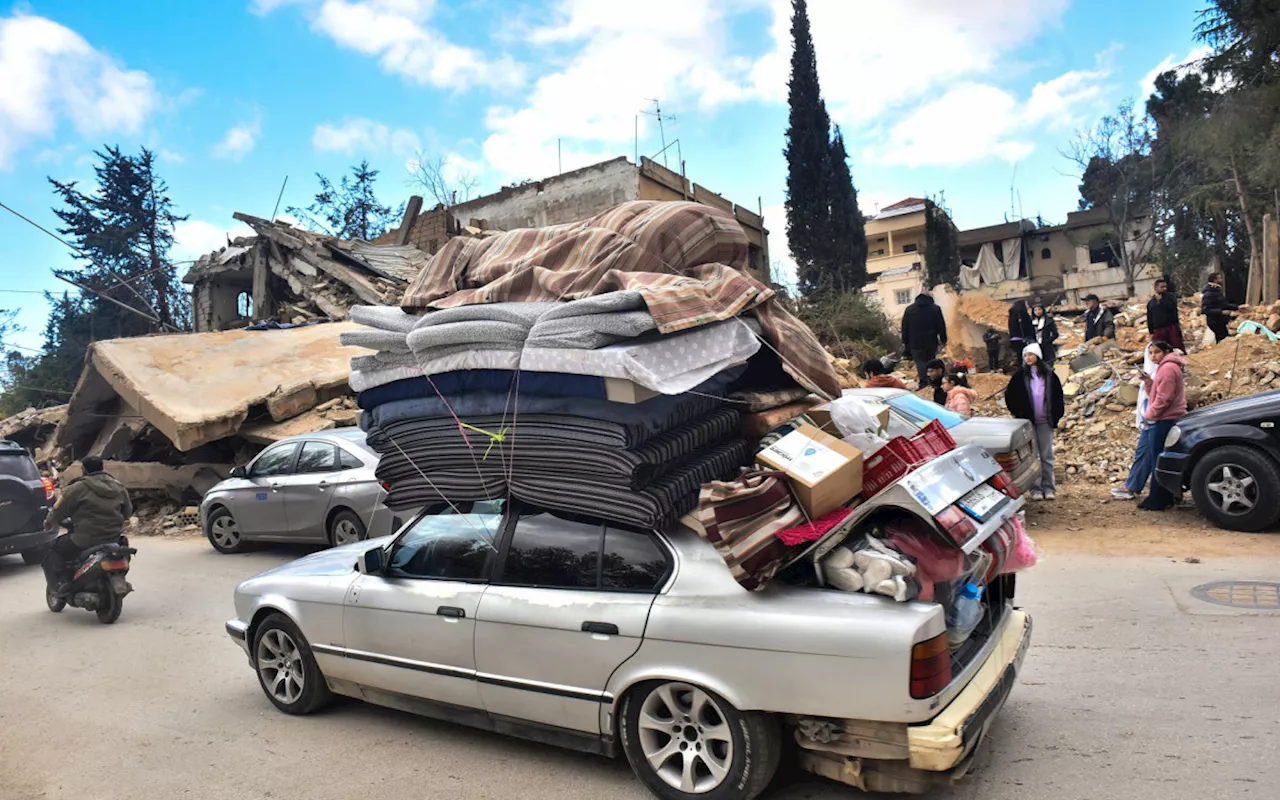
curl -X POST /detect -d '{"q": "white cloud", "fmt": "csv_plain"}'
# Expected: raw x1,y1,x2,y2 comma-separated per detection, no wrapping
749,0,1071,125
211,121,260,161
1026,67,1111,128
261,0,524,91
158,148,186,164
171,219,255,262
0,13,158,169
481,0,758,178
312,117,420,156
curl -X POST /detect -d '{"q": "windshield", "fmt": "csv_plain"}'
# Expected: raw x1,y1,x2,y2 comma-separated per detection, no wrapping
886,393,966,430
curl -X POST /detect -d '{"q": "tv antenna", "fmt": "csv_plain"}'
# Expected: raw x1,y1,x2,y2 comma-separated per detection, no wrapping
640,99,677,167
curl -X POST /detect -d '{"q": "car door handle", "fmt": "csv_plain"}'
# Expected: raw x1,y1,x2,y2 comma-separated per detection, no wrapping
317,481,330,489
269,482,281,491
437,606,465,619
581,621,619,636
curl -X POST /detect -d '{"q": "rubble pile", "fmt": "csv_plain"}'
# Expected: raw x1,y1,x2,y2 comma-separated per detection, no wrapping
0,404,66,460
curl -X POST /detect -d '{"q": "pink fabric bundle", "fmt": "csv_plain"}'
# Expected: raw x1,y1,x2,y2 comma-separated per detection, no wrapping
775,507,855,547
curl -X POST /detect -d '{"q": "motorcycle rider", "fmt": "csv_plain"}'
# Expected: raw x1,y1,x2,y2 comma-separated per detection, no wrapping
42,456,133,593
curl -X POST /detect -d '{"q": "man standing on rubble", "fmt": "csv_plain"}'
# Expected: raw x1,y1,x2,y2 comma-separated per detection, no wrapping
1083,294,1115,342
900,293,948,390
1200,271,1238,344
1146,278,1184,352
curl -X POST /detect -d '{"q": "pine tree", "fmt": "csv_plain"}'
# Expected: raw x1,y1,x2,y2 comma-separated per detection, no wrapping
924,199,961,289
783,0,833,297
288,160,404,240
826,127,867,292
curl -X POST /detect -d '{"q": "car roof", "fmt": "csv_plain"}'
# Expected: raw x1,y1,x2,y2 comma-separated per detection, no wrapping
273,427,366,445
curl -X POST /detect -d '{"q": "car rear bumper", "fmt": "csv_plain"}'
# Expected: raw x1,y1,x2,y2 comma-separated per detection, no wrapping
906,609,1032,771
0,528,54,556
1155,451,1190,494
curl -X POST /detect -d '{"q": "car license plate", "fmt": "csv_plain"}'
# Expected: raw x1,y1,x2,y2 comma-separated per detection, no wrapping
959,484,1005,520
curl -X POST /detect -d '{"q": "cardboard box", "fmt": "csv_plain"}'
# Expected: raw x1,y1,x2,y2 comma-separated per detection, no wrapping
757,424,863,518
604,378,659,404
807,402,890,436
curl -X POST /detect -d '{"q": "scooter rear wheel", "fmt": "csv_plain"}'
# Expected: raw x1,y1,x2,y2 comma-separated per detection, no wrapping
96,579,122,624
46,586,65,613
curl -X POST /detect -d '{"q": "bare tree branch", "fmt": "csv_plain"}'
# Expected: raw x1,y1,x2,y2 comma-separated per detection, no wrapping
407,152,481,208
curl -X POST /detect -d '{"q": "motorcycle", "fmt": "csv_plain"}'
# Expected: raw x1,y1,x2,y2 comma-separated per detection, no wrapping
45,534,136,624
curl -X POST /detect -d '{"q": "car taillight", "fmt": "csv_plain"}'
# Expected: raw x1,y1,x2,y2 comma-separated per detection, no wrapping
934,505,978,545
989,470,1021,499
41,477,55,500
994,451,1019,472
910,632,952,699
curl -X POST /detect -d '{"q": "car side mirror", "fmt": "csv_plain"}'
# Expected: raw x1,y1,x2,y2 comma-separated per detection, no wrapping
230,465,247,479
357,546,385,575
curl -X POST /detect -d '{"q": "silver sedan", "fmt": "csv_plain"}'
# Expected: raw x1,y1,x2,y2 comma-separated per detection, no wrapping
200,429,407,554
226,451,1031,799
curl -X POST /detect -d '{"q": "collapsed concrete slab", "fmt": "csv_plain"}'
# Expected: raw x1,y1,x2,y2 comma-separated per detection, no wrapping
55,321,364,457
60,461,230,498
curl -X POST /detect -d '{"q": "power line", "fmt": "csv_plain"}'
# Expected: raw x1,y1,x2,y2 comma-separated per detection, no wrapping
4,383,73,396
0,289,49,294
0,341,43,354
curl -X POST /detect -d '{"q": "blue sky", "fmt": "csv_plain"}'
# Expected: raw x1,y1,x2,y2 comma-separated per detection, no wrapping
0,0,1207,351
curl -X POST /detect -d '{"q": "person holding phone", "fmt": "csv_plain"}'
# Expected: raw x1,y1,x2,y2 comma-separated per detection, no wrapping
1134,340,1187,511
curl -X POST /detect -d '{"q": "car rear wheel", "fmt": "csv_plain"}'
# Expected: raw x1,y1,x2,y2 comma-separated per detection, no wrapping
620,681,781,800
1190,445,1280,532
206,507,244,554
328,509,366,547
252,613,331,715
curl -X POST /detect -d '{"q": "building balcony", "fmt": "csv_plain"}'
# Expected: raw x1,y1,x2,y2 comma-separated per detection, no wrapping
867,251,924,275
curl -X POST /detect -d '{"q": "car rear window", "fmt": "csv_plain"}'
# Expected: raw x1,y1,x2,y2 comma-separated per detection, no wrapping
0,452,39,481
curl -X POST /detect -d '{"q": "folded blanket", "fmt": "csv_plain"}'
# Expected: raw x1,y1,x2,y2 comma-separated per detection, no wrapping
382,439,752,528
351,351,418,371
521,319,759,394
526,292,656,349
356,370,611,410
350,305,420,334
406,301,556,361
340,329,411,354
350,365,425,394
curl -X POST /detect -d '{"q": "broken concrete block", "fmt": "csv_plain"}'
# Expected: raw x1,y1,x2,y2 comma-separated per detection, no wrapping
267,385,320,422
1063,382,1083,398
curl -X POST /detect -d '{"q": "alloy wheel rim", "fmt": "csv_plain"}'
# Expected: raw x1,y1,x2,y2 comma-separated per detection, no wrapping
257,629,304,704
211,515,240,547
1206,464,1257,514
334,519,360,545
638,682,734,794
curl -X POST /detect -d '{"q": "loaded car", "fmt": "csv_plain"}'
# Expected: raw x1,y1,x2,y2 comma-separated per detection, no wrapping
1156,389,1280,531
0,440,54,564
226,444,1031,798
836,389,1041,493
200,429,411,554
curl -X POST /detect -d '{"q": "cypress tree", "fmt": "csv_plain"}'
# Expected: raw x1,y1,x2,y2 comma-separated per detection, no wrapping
826,127,867,292
783,0,833,297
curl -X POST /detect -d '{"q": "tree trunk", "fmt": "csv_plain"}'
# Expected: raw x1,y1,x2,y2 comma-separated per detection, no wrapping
1230,153,1264,305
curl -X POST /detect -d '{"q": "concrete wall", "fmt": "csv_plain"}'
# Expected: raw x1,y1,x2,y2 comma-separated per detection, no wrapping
404,207,454,254
876,270,924,319
450,156,639,230
193,275,251,333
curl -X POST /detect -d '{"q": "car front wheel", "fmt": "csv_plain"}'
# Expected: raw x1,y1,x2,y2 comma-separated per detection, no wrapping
252,613,331,715
1190,445,1280,532
620,681,781,800
206,507,244,554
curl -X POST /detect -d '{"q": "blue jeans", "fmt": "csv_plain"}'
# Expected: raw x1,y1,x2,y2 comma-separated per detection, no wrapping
1127,420,1174,494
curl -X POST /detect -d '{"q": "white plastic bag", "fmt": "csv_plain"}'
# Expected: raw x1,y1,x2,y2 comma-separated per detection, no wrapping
828,396,890,454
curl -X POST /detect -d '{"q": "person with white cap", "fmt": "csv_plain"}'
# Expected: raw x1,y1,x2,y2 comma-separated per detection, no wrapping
1003,342,1065,500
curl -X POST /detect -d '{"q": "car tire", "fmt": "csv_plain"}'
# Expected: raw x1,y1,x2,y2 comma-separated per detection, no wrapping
1190,445,1280,532
620,681,781,800
206,506,245,554
328,509,366,548
252,613,332,716
21,547,46,566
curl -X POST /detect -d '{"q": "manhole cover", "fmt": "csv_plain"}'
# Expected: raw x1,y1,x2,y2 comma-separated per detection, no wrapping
1191,581,1280,609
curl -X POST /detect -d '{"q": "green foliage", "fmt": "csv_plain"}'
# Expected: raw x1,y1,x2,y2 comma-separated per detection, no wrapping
287,160,404,241
783,0,866,299
923,199,960,290
1,147,187,414
795,291,899,359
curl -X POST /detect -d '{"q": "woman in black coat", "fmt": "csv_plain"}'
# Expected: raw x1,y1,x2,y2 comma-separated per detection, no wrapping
1031,303,1059,365
1004,343,1065,500
1008,299,1035,361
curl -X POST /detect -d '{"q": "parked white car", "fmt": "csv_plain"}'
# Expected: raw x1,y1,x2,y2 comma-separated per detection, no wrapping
226,445,1031,798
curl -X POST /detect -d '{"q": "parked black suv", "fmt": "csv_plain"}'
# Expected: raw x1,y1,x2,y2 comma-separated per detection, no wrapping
0,440,53,563
1156,390,1280,531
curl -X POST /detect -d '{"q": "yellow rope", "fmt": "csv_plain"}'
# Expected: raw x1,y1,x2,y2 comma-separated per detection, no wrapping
458,421,509,460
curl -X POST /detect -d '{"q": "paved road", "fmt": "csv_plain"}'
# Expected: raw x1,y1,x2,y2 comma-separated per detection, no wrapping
1,537,1278,800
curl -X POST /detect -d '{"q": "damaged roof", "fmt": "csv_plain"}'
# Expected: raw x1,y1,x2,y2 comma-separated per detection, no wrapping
56,322,364,455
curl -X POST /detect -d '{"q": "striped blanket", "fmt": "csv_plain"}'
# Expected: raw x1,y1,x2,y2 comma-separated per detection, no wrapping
399,201,838,398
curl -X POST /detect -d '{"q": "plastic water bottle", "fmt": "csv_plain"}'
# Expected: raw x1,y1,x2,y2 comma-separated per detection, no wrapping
946,582,985,649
